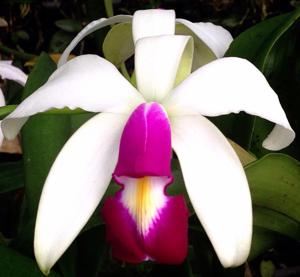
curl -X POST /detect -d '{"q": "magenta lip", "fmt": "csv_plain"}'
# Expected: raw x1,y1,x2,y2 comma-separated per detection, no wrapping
113,102,173,179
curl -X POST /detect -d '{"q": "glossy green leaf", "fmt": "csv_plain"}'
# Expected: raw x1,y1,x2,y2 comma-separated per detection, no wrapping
0,244,60,277
253,206,300,240
21,53,71,218
226,9,300,157
0,161,23,193
248,226,278,261
0,105,17,119
103,22,134,67
226,10,300,70
246,154,300,222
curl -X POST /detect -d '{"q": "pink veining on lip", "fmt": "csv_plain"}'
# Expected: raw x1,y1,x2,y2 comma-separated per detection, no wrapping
102,102,188,264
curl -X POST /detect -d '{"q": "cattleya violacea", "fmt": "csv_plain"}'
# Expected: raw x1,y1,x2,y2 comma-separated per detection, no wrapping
1,9,295,275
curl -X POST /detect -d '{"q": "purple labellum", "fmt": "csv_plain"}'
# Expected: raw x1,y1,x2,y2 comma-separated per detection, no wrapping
102,103,188,264
113,102,173,179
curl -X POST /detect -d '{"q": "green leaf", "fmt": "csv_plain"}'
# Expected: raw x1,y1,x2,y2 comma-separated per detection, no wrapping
226,9,300,157
0,161,24,193
55,19,82,33
253,206,300,240
0,105,17,119
226,11,300,70
249,226,278,261
0,244,60,277
246,154,300,222
103,23,134,67
21,53,71,218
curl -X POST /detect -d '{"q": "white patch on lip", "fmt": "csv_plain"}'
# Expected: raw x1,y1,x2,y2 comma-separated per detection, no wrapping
119,176,169,236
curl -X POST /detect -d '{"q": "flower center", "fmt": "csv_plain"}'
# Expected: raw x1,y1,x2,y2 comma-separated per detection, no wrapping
120,176,168,236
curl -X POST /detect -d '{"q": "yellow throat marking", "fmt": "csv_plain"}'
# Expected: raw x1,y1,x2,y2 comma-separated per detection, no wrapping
121,176,167,236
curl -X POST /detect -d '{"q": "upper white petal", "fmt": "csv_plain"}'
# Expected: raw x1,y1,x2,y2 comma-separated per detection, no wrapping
171,114,252,267
34,112,128,275
132,9,175,45
176,19,232,59
2,54,144,140
0,61,27,86
135,35,193,102
164,57,295,150
58,15,132,67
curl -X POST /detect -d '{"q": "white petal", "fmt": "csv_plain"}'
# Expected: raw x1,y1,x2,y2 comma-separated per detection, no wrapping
171,114,252,267
0,61,27,86
58,15,132,67
132,9,175,45
34,112,128,274
176,19,232,58
135,35,193,102
164,57,295,150
2,54,144,140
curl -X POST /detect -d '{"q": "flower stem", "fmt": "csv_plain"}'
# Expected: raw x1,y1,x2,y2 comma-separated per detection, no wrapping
104,0,114,17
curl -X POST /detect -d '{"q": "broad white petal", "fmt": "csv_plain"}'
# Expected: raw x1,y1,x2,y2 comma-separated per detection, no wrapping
0,61,27,86
164,57,295,150
34,112,128,275
135,35,193,102
2,54,144,140
58,15,132,67
132,9,175,45
171,114,252,267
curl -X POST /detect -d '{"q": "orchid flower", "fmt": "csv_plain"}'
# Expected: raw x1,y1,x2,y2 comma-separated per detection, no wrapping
2,10,295,275
1,33,295,274
0,60,27,148
58,9,233,70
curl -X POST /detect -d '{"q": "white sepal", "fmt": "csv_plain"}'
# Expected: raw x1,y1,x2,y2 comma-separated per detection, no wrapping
176,19,233,59
58,15,132,66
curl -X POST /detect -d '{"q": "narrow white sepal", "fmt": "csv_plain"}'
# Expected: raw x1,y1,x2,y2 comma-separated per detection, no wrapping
176,19,233,58
58,15,132,67
132,9,175,45
2,55,144,140
164,57,295,150
135,35,193,102
34,112,128,274
171,114,252,267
